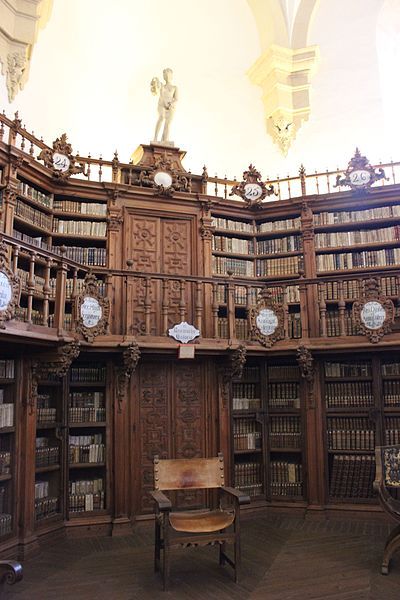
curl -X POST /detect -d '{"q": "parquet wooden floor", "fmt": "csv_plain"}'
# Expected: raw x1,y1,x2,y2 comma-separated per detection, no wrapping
3,514,400,599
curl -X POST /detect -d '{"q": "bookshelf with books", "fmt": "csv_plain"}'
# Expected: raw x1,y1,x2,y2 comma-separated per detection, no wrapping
67,362,108,518
323,359,377,503
0,360,16,541
34,375,65,526
266,362,304,501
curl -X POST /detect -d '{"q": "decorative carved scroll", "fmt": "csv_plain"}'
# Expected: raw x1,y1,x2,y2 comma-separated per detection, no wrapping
37,133,86,181
296,345,315,409
115,341,141,412
0,560,23,590
130,152,192,196
218,345,247,408
352,277,394,343
230,164,275,208
249,288,284,347
76,272,110,342
0,238,20,328
335,148,387,193
29,341,81,414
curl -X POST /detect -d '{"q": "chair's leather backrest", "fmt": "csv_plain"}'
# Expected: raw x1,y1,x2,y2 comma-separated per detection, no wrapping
154,454,225,491
378,445,400,488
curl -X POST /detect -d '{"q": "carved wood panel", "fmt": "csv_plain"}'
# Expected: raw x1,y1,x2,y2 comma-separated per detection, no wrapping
129,217,158,272
161,220,190,275
136,360,205,514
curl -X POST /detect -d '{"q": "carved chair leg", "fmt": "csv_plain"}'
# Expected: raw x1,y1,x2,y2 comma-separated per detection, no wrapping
162,521,170,591
219,538,226,566
154,517,161,572
382,524,400,575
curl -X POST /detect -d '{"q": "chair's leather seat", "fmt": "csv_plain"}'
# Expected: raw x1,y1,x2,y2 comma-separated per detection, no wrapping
169,509,235,533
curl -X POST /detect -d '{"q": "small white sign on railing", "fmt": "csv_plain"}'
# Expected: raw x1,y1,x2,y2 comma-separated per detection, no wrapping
0,272,12,311
168,321,200,344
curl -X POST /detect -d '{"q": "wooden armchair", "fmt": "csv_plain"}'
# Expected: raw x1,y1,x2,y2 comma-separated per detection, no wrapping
374,444,400,574
150,453,250,590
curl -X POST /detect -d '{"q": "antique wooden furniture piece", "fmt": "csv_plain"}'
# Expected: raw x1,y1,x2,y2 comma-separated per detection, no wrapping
150,454,250,590
0,560,23,594
374,445,400,574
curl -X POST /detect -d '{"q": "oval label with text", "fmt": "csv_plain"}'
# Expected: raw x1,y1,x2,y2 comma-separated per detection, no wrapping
0,272,12,311
360,301,386,330
256,308,278,336
80,296,102,328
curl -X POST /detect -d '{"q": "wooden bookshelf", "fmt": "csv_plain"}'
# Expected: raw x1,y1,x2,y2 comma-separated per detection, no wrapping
0,360,16,540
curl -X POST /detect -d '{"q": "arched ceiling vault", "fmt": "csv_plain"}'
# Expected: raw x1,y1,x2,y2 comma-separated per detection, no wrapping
247,0,320,155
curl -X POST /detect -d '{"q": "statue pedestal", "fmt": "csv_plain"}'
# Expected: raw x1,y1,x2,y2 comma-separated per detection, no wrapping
130,142,187,172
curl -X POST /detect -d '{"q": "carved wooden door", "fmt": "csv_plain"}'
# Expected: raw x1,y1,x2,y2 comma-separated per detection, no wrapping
133,359,208,514
126,214,193,336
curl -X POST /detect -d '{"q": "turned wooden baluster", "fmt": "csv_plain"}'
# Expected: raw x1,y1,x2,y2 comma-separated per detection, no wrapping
245,284,252,340
338,281,346,336
212,282,219,338
161,278,170,335
54,247,67,334
26,252,36,323
299,165,306,196
11,244,19,276
319,282,327,337
42,257,51,326
144,276,152,335
226,272,235,339
195,281,203,333
178,280,186,322
283,285,289,338
70,267,78,332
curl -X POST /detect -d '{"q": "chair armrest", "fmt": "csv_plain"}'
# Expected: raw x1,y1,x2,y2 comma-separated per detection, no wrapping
150,489,172,511
221,486,251,505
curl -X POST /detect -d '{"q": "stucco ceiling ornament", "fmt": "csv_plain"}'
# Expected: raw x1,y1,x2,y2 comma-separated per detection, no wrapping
335,148,387,193
230,164,275,209
37,133,87,181
6,52,27,103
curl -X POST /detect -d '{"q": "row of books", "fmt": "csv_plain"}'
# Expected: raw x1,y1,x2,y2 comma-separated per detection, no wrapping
0,404,14,428
212,256,254,277
241,366,260,380
233,432,261,451
35,447,59,468
325,310,359,337
12,229,49,250
268,382,300,406
270,461,302,484
69,491,105,512
268,365,299,380
69,443,105,464
233,418,260,435
70,366,106,383
314,204,400,226
212,217,253,233
270,482,303,497
255,256,300,277
316,248,400,271
269,432,301,449
15,307,44,326
16,200,52,230
382,363,400,376
212,236,254,254
320,277,398,302
325,362,371,378
327,420,375,451
53,199,107,216
52,219,107,237
315,225,400,249
53,245,107,266
69,408,106,423
383,381,400,406
385,425,400,445
216,284,300,306
18,181,52,208
234,461,262,491
37,407,57,423
35,480,50,499
0,361,14,379
0,451,11,475
232,399,261,412
258,218,301,233
218,317,249,339
69,477,103,495
34,497,59,520
0,513,12,536
329,454,375,498
70,391,104,408
232,382,258,399
257,235,302,254
269,416,301,433
325,382,373,408
288,313,302,338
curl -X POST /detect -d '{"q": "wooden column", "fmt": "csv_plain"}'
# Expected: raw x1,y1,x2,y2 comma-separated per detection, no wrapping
54,250,67,334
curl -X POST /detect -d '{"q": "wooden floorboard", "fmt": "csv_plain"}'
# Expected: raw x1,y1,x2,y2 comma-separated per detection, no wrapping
3,514,400,599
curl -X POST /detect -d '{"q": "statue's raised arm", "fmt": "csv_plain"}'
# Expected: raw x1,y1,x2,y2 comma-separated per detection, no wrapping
151,68,178,145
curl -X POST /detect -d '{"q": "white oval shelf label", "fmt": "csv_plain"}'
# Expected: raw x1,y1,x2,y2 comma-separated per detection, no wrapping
361,301,386,330
154,170,173,188
53,152,70,172
0,272,12,311
256,308,278,336
244,183,263,200
80,296,102,328
168,321,200,343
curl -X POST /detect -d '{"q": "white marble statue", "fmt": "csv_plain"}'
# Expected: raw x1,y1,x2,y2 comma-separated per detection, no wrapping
150,68,178,144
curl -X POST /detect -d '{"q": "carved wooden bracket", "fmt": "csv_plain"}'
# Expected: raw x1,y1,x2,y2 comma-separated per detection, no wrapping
352,277,395,343
218,345,247,408
0,237,20,328
115,341,141,413
76,272,110,343
29,341,81,415
301,201,314,242
296,345,315,409
37,133,86,181
249,287,284,347
230,164,275,208
335,148,387,193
